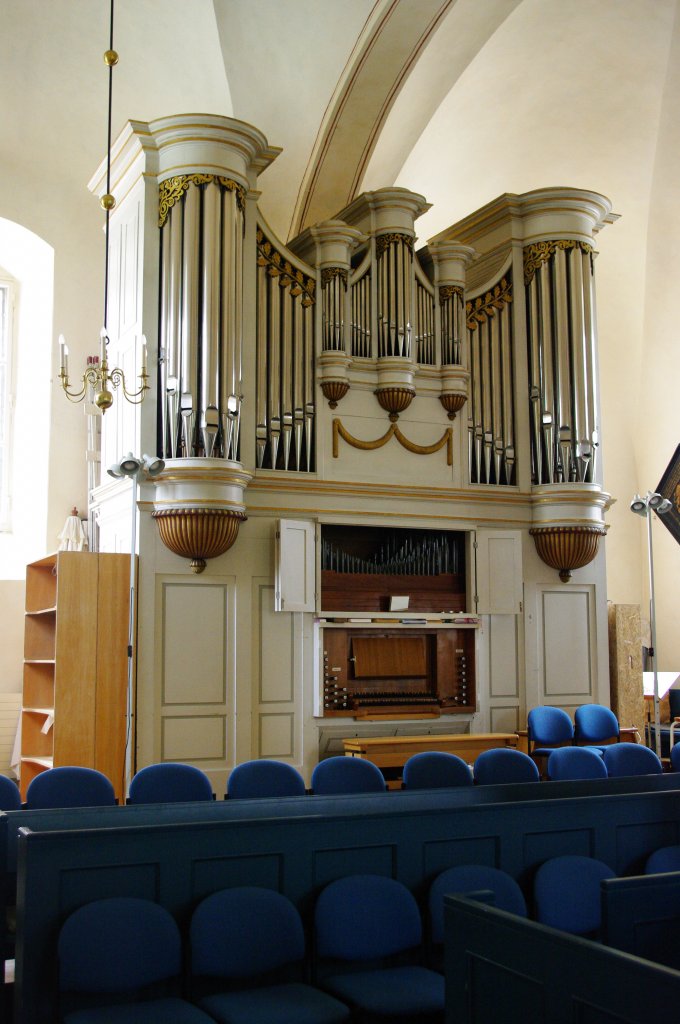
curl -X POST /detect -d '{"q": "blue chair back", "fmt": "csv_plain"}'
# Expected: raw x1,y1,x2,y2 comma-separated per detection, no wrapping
402,751,472,790
602,742,663,778
227,759,306,799
645,845,680,874
547,746,607,781
128,762,214,804
473,748,539,785
25,766,116,809
574,704,619,746
315,874,422,960
672,741,680,772
534,855,615,936
311,756,386,795
191,887,305,979
0,775,21,811
429,865,527,945
527,706,574,748
59,896,182,993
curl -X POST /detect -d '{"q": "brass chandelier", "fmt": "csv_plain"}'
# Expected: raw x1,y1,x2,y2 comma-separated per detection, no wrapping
58,0,148,412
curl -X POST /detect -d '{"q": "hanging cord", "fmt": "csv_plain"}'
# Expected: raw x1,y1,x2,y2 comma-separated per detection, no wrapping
102,0,117,340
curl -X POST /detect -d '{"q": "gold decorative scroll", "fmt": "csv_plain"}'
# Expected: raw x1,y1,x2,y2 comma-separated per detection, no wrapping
375,233,415,258
466,277,512,330
333,418,452,465
321,266,348,289
439,285,464,305
523,240,594,286
158,174,246,228
256,228,316,306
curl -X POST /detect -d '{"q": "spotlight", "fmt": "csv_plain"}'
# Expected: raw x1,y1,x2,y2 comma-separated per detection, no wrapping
142,454,165,477
630,494,646,516
108,453,142,479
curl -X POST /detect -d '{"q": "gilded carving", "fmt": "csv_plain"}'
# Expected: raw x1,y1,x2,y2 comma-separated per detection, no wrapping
256,228,316,306
529,525,605,583
439,285,464,306
523,240,594,286
158,174,246,228
375,233,414,258
321,267,348,289
152,507,247,574
333,418,452,466
466,277,512,330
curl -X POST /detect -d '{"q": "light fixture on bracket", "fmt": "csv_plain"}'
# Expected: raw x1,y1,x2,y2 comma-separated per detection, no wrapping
630,490,672,759
106,451,165,794
58,0,149,413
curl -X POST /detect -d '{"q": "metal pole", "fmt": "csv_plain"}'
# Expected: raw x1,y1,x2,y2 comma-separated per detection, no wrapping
647,505,662,759
124,475,138,797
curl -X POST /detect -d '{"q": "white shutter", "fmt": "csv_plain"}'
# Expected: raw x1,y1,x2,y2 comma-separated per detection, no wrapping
275,519,316,612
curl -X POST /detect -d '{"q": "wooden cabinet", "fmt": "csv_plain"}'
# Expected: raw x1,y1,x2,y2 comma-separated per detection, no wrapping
21,552,130,801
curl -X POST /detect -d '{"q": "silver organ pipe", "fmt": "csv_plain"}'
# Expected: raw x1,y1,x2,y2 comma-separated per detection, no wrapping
255,259,269,468
158,176,246,462
350,267,371,358
281,274,293,468
466,274,515,484
376,234,413,359
524,241,598,485
200,181,221,457
180,183,200,456
254,222,316,471
414,273,435,365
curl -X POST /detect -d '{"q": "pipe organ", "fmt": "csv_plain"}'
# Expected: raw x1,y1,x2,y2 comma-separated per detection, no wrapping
158,175,245,462
254,223,316,472
89,114,616,780
524,241,599,486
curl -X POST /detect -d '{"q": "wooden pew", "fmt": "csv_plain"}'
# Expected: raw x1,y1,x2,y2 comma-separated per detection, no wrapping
12,782,680,1022
443,894,680,1022
602,869,680,970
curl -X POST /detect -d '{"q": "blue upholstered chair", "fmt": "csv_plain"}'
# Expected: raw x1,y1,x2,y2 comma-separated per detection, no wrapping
314,873,445,1021
128,762,214,804
473,748,539,785
527,707,574,774
547,746,608,781
671,740,680,772
401,751,472,790
58,897,214,1023
428,865,527,971
0,775,21,811
574,703,620,753
190,886,349,1024
311,756,386,795
226,759,307,799
25,766,116,809
602,742,663,778
645,845,680,874
534,855,616,937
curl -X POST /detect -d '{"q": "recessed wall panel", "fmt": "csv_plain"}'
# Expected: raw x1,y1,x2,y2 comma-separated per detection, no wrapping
259,585,294,703
259,712,294,758
542,590,592,698
489,615,519,698
162,583,227,705
162,715,226,761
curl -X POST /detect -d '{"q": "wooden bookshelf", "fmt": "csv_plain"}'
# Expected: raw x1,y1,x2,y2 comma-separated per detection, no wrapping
21,552,131,801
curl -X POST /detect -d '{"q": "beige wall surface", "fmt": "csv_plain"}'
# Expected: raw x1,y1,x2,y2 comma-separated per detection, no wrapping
0,580,25,694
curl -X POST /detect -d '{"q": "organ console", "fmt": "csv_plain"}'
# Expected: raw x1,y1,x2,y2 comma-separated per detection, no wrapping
320,626,476,718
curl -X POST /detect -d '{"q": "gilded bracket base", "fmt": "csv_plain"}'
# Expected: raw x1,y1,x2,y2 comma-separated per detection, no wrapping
529,525,606,583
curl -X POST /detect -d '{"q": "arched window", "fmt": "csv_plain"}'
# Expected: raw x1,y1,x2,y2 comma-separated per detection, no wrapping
0,218,53,576
0,269,16,530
